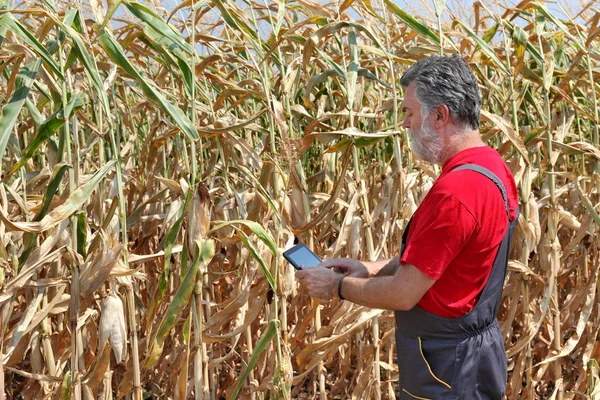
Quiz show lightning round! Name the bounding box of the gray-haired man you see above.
[296,55,519,399]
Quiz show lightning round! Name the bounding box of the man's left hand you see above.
[296,266,341,300]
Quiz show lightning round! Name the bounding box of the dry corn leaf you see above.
[0,161,115,233]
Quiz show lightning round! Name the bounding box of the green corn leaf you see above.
[25,98,44,127]
[317,48,346,78]
[8,93,84,176]
[576,179,600,228]
[60,8,78,44]
[454,19,510,75]
[180,242,190,277]
[303,21,388,72]
[193,0,209,10]
[145,239,215,368]
[505,21,543,66]
[161,191,191,291]
[482,23,499,43]
[147,188,193,326]
[0,14,62,77]
[98,29,199,142]
[19,162,70,267]
[0,60,41,161]
[36,163,70,221]
[0,14,63,78]
[358,68,391,88]
[231,320,279,399]
[531,2,582,49]
[96,0,124,32]
[383,0,440,44]
[141,26,193,94]
[238,230,275,290]
[274,0,286,36]
[58,371,72,400]
[210,219,278,259]
[47,10,111,116]
[212,0,258,42]
[124,1,193,54]
[304,69,343,107]
[182,312,191,345]
[236,164,281,225]
[0,0,11,47]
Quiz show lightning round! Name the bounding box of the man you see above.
[296,55,519,399]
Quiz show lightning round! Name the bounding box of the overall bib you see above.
[395,164,519,400]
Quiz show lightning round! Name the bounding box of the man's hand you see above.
[295,267,341,300]
[318,258,370,278]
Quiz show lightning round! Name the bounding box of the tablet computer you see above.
[283,243,322,270]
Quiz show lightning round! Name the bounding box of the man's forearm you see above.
[339,275,410,310]
[364,256,400,277]
[337,261,435,311]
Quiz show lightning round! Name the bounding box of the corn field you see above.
[0,0,599,398]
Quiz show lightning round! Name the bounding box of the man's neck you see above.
[439,129,485,165]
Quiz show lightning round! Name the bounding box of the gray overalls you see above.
[395,164,519,400]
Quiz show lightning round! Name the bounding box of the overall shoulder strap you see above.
[451,163,510,218]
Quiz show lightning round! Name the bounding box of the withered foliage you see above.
[0,1,599,399]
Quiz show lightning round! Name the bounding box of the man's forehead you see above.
[401,92,417,110]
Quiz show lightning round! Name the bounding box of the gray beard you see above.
[408,123,443,164]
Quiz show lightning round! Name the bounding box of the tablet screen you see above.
[289,246,321,268]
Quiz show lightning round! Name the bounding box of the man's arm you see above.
[318,257,400,278]
[296,261,435,311]
[340,261,435,310]
[364,257,400,277]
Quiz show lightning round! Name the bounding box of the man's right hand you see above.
[318,258,370,278]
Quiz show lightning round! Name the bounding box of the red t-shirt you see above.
[400,146,519,318]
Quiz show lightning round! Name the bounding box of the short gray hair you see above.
[400,55,481,130]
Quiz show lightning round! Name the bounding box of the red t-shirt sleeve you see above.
[400,193,479,280]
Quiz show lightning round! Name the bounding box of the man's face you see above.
[401,83,443,164]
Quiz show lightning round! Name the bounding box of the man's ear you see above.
[434,104,451,128]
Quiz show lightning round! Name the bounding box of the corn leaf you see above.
[211,0,258,42]
[55,9,111,115]
[8,93,84,176]
[303,21,387,71]
[0,0,10,47]
[531,2,583,49]
[0,160,116,233]
[145,239,214,368]
[19,162,70,267]
[98,29,199,142]
[384,0,440,44]
[0,13,63,78]
[454,19,510,75]
[505,21,543,66]
[210,219,278,258]
[348,28,358,114]
[0,60,41,161]
[124,1,193,54]
[237,229,275,290]
[231,319,279,399]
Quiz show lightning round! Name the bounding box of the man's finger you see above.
[295,269,309,279]
[319,259,340,269]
